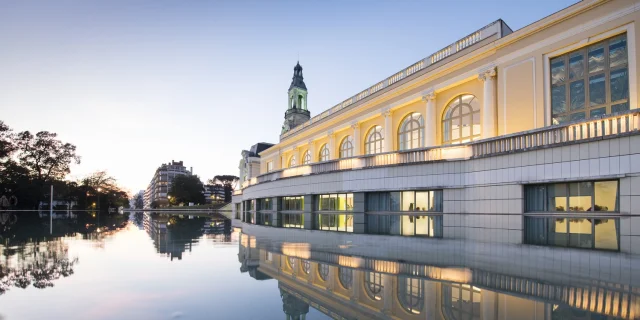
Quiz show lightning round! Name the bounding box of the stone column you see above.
[422,92,437,147]
[352,122,361,156]
[479,68,497,139]
[303,194,314,230]
[382,109,393,152]
[328,131,335,160]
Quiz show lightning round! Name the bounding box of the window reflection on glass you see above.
[318,264,329,281]
[551,34,629,124]
[338,267,352,290]
[302,260,310,274]
[594,181,618,211]
[442,95,480,144]
[569,182,593,211]
[524,216,619,251]
[569,218,593,248]
[526,181,618,213]
[398,277,424,314]
[287,257,296,270]
[365,272,383,301]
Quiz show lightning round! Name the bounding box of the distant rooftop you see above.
[279,19,513,141]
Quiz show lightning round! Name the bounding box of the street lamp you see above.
[167,195,172,208]
[97,187,102,212]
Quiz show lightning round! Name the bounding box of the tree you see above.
[207,175,239,203]
[133,192,144,209]
[0,121,15,160]
[14,131,81,182]
[168,175,205,205]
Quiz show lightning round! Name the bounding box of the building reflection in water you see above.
[238,232,640,320]
[143,212,231,260]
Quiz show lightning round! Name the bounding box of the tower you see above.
[282,62,310,134]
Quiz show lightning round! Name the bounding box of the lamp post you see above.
[97,187,102,212]
[167,195,172,208]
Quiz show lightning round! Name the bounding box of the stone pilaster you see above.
[303,194,314,230]
[422,92,437,147]
[382,109,393,152]
[479,68,497,139]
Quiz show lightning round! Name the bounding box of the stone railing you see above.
[280,20,506,141]
[243,110,640,190]
[471,109,640,158]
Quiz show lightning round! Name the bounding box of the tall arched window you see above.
[302,150,311,165]
[365,126,384,155]
[287,257,296,270]
[398,277,424,314]
[288,155,297,168]
[339,136,353,158]
[318,264,330,281]
[442,94,481,144]
[302,260,310,274]
[338,267,352,290]
[364,272,383,301]
[442,284,481,320]
[319,144,330,162]
[398,113,424,151]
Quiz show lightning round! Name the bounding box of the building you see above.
[234,0,640,254]
[144,160,192,208]
[203,184,225,204]
[238,143,274,188]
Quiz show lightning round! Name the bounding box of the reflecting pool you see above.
[1,211,639,319]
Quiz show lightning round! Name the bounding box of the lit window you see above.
[442,94,480,144]
[288,155,297,168]
[302,150,311,165]
[319,144,330,161]
[551,34,629,124]
[318,264,330,281]
[398,113,424,150]
[267,161,273,172]
[302,260,310,274]
[442,283,481,319]
[338,267,352,290]
[339,136,354,158]
[364,272,383,301]
[365,125,384,154]
[398,277,424,314]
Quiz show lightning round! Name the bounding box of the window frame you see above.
[319,144,330,162]
[365,125,384,155]
[302,150,311,165]
[339,136,354,158]
[398,113,424,151]
[442,94,481,144]
[288,155,297,168]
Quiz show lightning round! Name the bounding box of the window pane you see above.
[551,86,566,115]
[569,80,585,110]
[569,218,593,248]
[569,182,593,212]
[612,102,629,113]
[590,107,606,118]
[415,192,428,211]
[570,112,585,121]
[610,69,629,102]
[472,113,480,135]
[402,215,415,236]
[415,216,428,235]
[402,191,415,211]
[569,52,584,80]
[390,192,401,211]
[588,43,605,74]
[550,218,568,247]
[551,58,565,85]
[609,35,627,69]
[589,74,606,106]
[547,184,567,211]
[594,219,618,250]
[346,194,353,210]
[338,194,346,211]
[594,181,618,212]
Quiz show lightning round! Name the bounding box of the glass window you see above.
[398,113,424,151]
[282,196,304,211]
[316,194,353,211]
[302,260,310,274]
[267,161,273,172]
[339,136,354,158]
[282,213,304,228]
[525,181,618,212]
[365,125,384,155]
[319,144,330,162]
[366,191,443,212]
[338,267,352,290]
[302,150,311,165]
[551,34,629,124]
[318,264,330,281]
[317,214,353,232]
[524,216,619,251]
[364,272,383,301]
[287,257,296,270]
[288,155,297,168]
[442,94,480,144]
[442,284,481,320]
[398,277,424,314]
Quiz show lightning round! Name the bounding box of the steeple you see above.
[282,62,311,135]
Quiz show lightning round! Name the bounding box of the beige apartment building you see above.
[233,0,640,254]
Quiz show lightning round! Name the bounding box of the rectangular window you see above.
[525,180,618,212]
[550,34,629,125]
[366,215,443,238]
[235,203,241,219]
[267,161,274,172]
[257,198,272,211]
[316,214,353,232]
[242,200,255,224]
[316,193,353,211]
[524,216,619,251]
[366,190,443,212]
[282,196,304,211]
[282,213,304,228]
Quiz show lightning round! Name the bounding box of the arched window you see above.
[287,257,296,270]
[364,272,383,301]
[302,260,311,274]
[338,267,352,290]
[288,155,297,168]
[398,277,424,314]
[318,264,330,281]
[302,150,311,165]
[319,144,330,162]
[442,94,481,144]
[442,283,481,320]
[365,126,384,155]
[339,136,353,158]
[398,113,424,151]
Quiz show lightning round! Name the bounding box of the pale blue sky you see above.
[0,0,577,192]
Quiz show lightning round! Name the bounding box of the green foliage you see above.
[133,192,144,209]
[208,175,239,203]
[169,175,205,205]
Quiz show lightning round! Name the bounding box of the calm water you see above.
[1,211,639,319]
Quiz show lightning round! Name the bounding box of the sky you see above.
[0,0,578,193]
